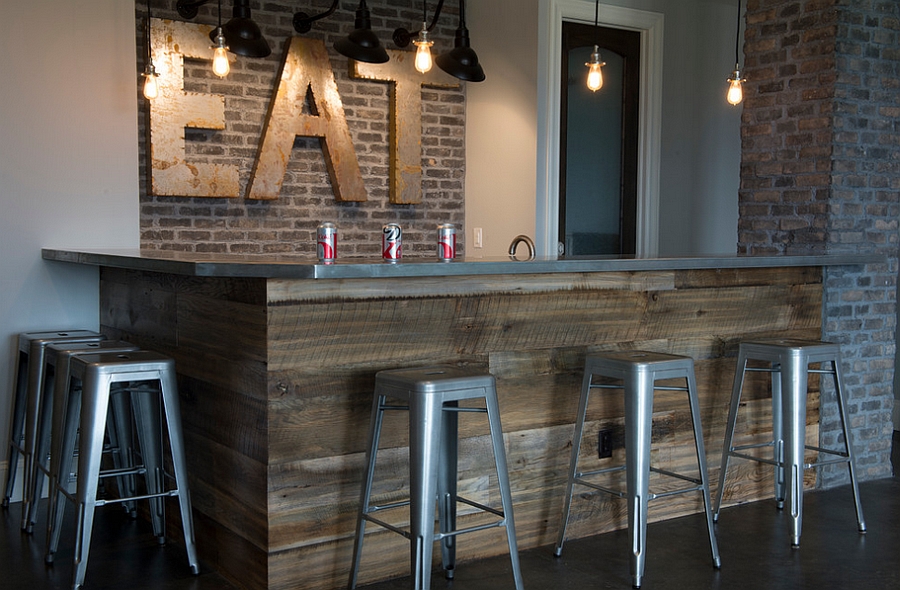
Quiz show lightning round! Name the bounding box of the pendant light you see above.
[176,0,271,58]
[726,0,745,105]
[142,0,160,100]
[434,0,484,82]
[413,2,434,74]
[211,0,230,77]
[585,0,605,92]
[334,0,390,64]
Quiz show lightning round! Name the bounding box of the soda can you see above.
[382,223,402,262]
[437,223,456,261]
[317,222,337,264]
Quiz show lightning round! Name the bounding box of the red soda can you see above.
[382,223,402,262]
[437,224,456,261]
[317,222,337,264]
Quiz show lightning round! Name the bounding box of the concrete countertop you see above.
[41,247,883,280]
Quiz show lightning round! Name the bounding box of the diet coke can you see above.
[317,222,337,264]
[437,224,456,261]
[382,223,402,262]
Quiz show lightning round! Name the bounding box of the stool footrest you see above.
[93,488,184,508]
[574,465,704,500]
[362,496,508,541]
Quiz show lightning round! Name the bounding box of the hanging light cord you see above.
[593,0,599,44]
[146,0,153,63]
[733,0,742,67]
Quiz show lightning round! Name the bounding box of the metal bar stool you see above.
[713,338,866,547]
[22,340,141,534]
[554,351,721,588]
[44,351,199,590]
[2,330,105,522]
[348,366,524,590]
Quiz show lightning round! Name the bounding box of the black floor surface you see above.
[1,443,897,589]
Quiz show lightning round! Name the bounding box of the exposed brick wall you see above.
[136,0,466,258]
[739,0,898,483]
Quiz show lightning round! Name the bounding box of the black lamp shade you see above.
[208,0,270,58]
[335,28,389,64]
[334,0,389,64]
[436,45,484,82]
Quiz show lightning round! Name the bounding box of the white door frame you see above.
[536,0,663,257]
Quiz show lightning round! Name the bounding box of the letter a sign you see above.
[247,37,366,201]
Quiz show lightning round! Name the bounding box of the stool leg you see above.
[771,363,785,510]
[46,374,82,563]
[21,344,49,530]
[554,368,593,556]
[625,370,653,589]
[25,363,57,533]
[349,394,387,590]
[107,386,137,515]
[831,357,866,533]
[437,402,458,579]
[72,371,113,590]
[714,347,748,522]
[685,370,721,569]
[409,395,443,590]
[484,388,524,590]
[781,352,806,548]
[130,384,166,542]
[3,350,29,507]
[158,368,199,573]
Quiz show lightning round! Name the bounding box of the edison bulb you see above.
[413,23,433,74]
[727,78,743,105]
[213,45,230,77]
[142,64,159,100]
[587,62,604,92]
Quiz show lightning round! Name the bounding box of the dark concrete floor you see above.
[1,439,897,589]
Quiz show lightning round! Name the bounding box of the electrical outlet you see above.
[473,227,483,248]
[598,429,612,458]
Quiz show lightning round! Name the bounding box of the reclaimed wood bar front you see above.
[41,249,876,590]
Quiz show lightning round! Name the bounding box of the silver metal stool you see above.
[349,366,524,590]
[713,338,866,547]
[22,340,141,533]
[554,351,721,588]
[44,351,199,590]
[2,330,105,522]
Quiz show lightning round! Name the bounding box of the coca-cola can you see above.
[437,223,456,261]
[382,223,402,262]
[317,222,337,264]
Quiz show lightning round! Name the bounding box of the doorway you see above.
[559,21,640,257]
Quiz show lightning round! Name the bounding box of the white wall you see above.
[465,0,541,258]
[466,0,741,257]
[0,1,140,498]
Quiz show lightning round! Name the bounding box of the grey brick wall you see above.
[137,0,466,258]
[740,0,897,483]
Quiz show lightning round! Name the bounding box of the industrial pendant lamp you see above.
[176,0,271,58]
[334,0,389,64]
[142,0,160,100]
[726,0,745,105]
[211,0,230,77]
[434,0,484,82]
[585,0,605,92]
[294,0,388,64]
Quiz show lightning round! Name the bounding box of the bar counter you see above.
[42,248,879,590]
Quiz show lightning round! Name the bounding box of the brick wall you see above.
[740,0,898,483]
[136,0,466,258]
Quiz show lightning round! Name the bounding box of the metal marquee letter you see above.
[247,37,366,201]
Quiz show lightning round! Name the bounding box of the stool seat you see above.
[713,338,866,547]
[44,350,198,590]
[3,330,105,518]
[349,366,523,590]
[555,351,720,588]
